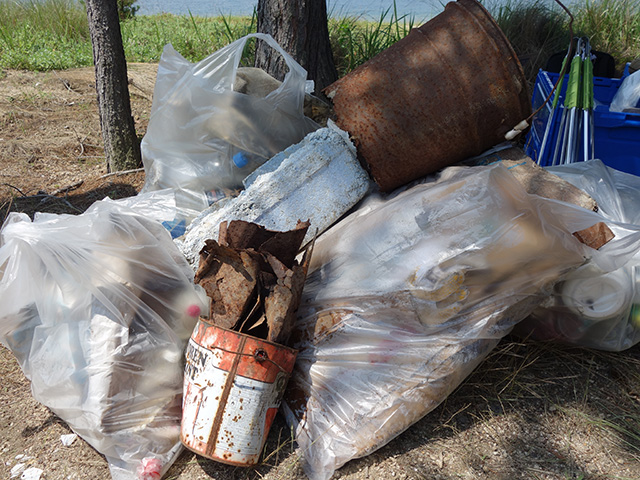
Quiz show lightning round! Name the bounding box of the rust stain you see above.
[205,334,246,458]
[194,241,260,331]
[573,222,615,250]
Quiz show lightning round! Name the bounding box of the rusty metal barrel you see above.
[181,320,297,466]
[324,0,531,192]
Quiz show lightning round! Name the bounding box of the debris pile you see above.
[194,219,311,344]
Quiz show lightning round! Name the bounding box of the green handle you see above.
[582,56,594,110]
[552,53,571,109]
[564,55,582,109]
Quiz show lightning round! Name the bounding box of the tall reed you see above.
[489,0,569,83]
[572,0,640,68]
[329,6,415,76]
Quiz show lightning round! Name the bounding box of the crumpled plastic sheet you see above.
[280,163,640,480]
[516,159,640,351]
[610,69,640,112]
[0,199,209,480]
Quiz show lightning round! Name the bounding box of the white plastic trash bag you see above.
[516,160,640,351]
[0,200,209,480]
[140,33,319,214]
[281,163,638,480]
[610,69,640,113]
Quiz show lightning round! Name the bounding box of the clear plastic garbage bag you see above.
[610,69,640,113]
[111,189,203,239]
[515,159,640,351]
[280,163,640,480]
[140,33,319,215]
[0,200,209,480]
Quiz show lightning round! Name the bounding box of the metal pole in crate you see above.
[582,37,595,162]
[537,47,572,165]
[562,40,583,164]
[551,98,568,166]
[550,39,578,166]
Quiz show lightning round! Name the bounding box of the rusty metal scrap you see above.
[194,241,260,331]
[263,251,310,344]
[218,219,309,269]
[194,220,312,345]
[573,222,615,250]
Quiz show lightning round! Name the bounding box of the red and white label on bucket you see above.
[182,337,287,465]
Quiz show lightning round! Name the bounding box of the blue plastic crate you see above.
[524,69,640,175]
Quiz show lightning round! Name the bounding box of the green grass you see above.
[329,5,415,77]
[0,0,639,82]
[119,13,257,64]
[0,0,92,70]
[572,0,640,69]
[0,0,415,74]
[489,0,569,84]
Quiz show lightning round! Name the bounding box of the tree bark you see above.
[255,0,338,96]
[85,0,141,172]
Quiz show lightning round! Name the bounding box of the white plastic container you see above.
[561,269,633,320]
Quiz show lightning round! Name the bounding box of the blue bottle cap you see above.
[233,152,249,168]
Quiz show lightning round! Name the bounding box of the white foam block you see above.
[176,124,372,270]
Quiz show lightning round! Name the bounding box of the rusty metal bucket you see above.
[324,0,531,192]
[181,319,297,466]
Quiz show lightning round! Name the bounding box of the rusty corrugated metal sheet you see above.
[194,219,311,344]
[324,0,531,192]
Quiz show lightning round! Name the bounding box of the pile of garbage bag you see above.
[280,161,640,479]
[516,160,640,351]
[0,199,208,480]
[2,7,640,480]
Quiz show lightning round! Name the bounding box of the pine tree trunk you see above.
[85,0,141,172]
[255,0,338,96]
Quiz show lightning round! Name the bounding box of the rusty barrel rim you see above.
[195,318,299,356]
[325,0,533,192]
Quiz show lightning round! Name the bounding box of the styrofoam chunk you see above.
[176,124,371,269]
[10,463,26,478]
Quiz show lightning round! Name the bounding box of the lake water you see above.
[135,0,528,22]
